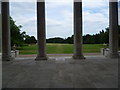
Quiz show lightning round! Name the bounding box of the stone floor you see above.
[0,60,2,90]
[2,56,118,88]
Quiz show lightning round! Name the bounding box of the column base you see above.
[73,54,85,60]
[35,55,48,61]
[2,56,14,61]
[106,53,119,59]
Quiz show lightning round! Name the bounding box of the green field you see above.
[17,43,108,55]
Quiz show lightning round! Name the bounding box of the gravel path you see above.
[18,53,102,57]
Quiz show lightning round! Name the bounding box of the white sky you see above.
[9,0,120,39]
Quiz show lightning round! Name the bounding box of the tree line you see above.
[10,17,37,46]
[10,17,120,47]
[46,26,120,47]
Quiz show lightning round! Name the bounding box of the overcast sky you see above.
[10,0,120,39]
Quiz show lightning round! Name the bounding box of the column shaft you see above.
[73,1,85,59]
[35,1,47,60]
[0,1,2,56]
[108,1,119,58]
[2,2,12,61]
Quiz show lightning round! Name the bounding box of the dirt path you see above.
[18,53,102,57]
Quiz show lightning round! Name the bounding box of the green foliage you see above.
[46,26,119,48]
[64,35,74,44]
[83,28,109,44]
[10,17,25,46]
[10,16,119,48]
[46,37,64,43]
[25,35,37,44]
[10,17,37,47]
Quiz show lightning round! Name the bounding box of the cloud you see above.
[83,0,109,9]
[46,10,73,39]
[45,0,72,9]
[9,0,36,2]
[118,1,120,25]
[82,9,109,35]
[9,0,112,39]
[83,11,108,23]
[10,2,36,17]
[45,0,109,9]
[10,2,37,38]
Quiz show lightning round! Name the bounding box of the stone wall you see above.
[101,48,120,56]
[11,50,19,58]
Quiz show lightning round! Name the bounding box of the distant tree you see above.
[99,30,105,44]
[25,35,37,44]
[94,34,100,44]
[46,37,64,43]
[30,36,37,44]
[24,35,31,44]
[104,28,109,44]
[10,17,25,46]
[83,34,92,44]
[45,26,120,46]
[10,17,38,46]
[64,36,73,44]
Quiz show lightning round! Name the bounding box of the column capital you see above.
[37,0,45,2]
[74,0,82,2]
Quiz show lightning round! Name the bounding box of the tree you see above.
[10,17,25,46]
[83,34,93,44]
[64,36,73,44]
[45,25,120,45]
[24,35,31,44]
[25,35,37,44]
[99,30,105,44]
[46,37,64,43]
[10,17,37,46]
[30,36,37,44]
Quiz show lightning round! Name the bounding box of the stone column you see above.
[0,2,2,89]
[0,1,2,59]
[73,0,85,59]
[108,0,119,58]
[2,2,12,61]
[35,1,47,60]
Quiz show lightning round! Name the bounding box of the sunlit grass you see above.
[17,43,108,55]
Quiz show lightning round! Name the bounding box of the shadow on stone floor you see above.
[2,56,118,88]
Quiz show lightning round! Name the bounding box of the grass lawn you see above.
[17,43,108,55]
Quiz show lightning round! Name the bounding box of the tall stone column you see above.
[35,1,47,60]
[0,1,2,58]
[108,0,119,58]
[73,0,85,59]
[2,2,12,61]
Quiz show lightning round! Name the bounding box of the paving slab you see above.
[2,56,118,88]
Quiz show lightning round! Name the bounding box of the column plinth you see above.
[73,55,85,60]
[35,55,47,61]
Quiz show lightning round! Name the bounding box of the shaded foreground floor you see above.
[2,56,118,88]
